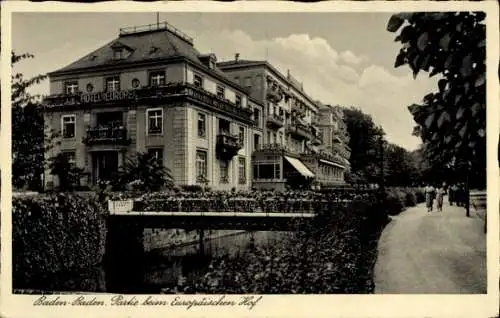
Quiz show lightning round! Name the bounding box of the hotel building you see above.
[218,57,351,190]
[42,22,263,191]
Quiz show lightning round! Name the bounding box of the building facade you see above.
[43,22,262,191]
[218,57,351,190]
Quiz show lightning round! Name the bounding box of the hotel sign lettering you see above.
[80,90,136,104]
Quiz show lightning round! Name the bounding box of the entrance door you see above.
[92,151,119,184]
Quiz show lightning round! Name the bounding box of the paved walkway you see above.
[374,199,487,294]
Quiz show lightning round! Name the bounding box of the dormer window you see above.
[111,41,132,60]
[149,71,166,87]
[113,49,124,60]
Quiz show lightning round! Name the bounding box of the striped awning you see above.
[284,156,315,178]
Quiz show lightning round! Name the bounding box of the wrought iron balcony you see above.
[254,143,291,154]
[43,82,254,125]
[266,113,285,129]
[287,123,311,140]
[83,126,131,146]
[216,133,242,160]
[266,87,283,103]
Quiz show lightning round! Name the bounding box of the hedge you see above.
[385,187,425,216]
[13,193,108,291]
[161,193,389,294]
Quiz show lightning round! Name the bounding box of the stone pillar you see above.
[104,218,144,293]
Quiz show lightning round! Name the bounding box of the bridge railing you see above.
[108,197,356,215]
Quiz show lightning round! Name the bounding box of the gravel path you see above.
[374,199,487,294]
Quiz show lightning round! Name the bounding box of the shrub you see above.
[181,185,204,193]
[111,152,174,192]
[385,188,406,215]
[402,189,417,207]
[414,188,425,203]
[13,193,108,291]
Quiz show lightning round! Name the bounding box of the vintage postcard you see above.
[1,1,499,318]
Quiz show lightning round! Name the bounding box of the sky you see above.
[12,12,440,151]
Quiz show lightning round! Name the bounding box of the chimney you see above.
[287,69,291,79]
[235,53,240,62]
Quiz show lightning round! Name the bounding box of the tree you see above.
[48,153,85,191]
[384,143,419,187]
[387,12,486,192]
[12,52,57,190]
[112,152,174,192]
[341,107,385,184]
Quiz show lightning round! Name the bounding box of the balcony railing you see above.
[43,82,254,125]
[254,143,291,154]
[216,133,242,160]
[287,123,311,140]
[266,113,285,129]
[83,126,131,146]
[267,88,283,103]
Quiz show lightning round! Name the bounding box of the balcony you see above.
[287,123,311,140]
[266,87,283,103]
[266,113,285,129]
[43,82,254,126]
[216,133,242,160]
[83,126,131,146]
[254,143,291,154]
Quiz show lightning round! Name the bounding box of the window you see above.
[267,131,271,143]
[238,157,246,184]
[235,95,242,107]
[113,49,124,60]
[62,151,76,166]
[254,134,260,149]
[105,76,120,92]
[238,126,245,144]
[244,77,252,87]
[278,132,283,145]
[253,108,261,127]
[196,150,208,182]
[194,74,203,88]
[216,85,225,99]
[148,148,163,164]
[234,76,240,84]
[65,81,79,95]
[198,113,206,138]
[220,160,229,184]
[147,108,163,135]
[61,115,76,138]
[149,71,166,87]
[253,159,281,179]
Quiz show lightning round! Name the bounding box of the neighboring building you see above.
[218,56,350,190]
[42,22,262,191]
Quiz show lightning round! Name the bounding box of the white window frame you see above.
[65,81,79,95]
[235,94,242,107]
[216,85,225,99]
[148,147,164,162]
[146,108,163,135]
[149,70,166,87]
[61,114,76,139]
[193,74,204,88]
[196,150,208,182]
[238,126,245,144]
[197,112,206,138]
[105,76,121,92]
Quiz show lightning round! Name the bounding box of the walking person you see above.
[436,185,446,212]
[424,184,436,213]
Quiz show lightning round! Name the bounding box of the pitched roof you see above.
[52,28,203,74]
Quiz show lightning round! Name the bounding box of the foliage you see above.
[384,143,420,186]
[12,193,108,291]
[12,51,58,190]
[162,194,387,294]
[385,188,407,215]
[388,12,486,188]
[341,107,385,184]
[111,152,174,192]
[48,153,85,191]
